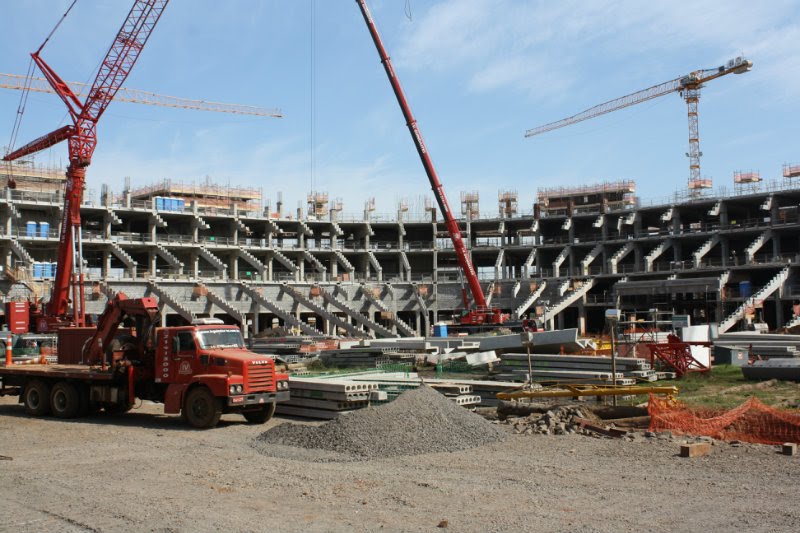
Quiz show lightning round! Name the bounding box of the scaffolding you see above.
[537,180,637,215]
[783,163,800,179]
[460,191,480,220]
[1,160,66,193]
[734,170,762,194]
[307,191,329,219]
[498,189,518,218]
[129,177,261,211]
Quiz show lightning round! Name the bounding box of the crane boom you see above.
[525,59,751,138]
[3,0,170,331]
[355,0,496,321]
[0,73,282,118]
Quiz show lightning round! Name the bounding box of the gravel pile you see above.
[253,385,505,460]
[501,405,593,436]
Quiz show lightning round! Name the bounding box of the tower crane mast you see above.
[525,57,752,188]
[355,0,504,326]
[3,0,170,332]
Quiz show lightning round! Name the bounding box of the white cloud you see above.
[395,0,800,102]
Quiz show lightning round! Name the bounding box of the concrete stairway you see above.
[581,244,603,275]
[147,280,195,323]
[281,283,363,337]
[198,246,227,276]
[718,270,731,291]
[360,284,415,337]
[110,242,137,275]
[545,279,595,323]
[270,249,298,276]
[152,211,168,228]
[9,239,34,264]
[237,248,266,276]
[399,251,411,281]
[761,195,773,211]
[512,279,521,298]
[660,207,673,222]
[106,207,122,225]
[239,281,324,336]
[561,218,572,231]
[718,265,790,333]
[367,251,383,281]
[155,243,184,271]
[198,283,245,325]
[513,281,547,319]
[494,249,505,279]
[334,250,355,277]
[745,230,772,263]
[523,248,537,277]
[645,239,672,272]
[608,242,634,274]
[593,214,604,228]
[553,247,570,277]
[318,286,396,338]
[692,234,720,267]
[708,200,722,217]
[303,250,327,280]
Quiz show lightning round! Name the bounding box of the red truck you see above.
[0,294,289,428]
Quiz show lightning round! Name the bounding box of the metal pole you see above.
[610,321,618,407]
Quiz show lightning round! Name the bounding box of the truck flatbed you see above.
[0,364,115,382]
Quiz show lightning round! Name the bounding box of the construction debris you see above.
[254,385,506,459]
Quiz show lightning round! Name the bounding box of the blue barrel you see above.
[26,221,37,237]
[33,262,44,278]
[39,221,50,238]
[432,323,448,338]
[739,281,752,298]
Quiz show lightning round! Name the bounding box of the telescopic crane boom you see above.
[355,0,503,326]
[3,0,169,332]
[525,57,752,188]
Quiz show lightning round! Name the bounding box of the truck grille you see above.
[246,363,274,392]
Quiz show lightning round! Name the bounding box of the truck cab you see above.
[152,320,290,428]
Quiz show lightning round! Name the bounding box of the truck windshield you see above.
[196,329,244,349]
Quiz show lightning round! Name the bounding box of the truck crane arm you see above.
[355,0,501,325]
[82,293,159,365]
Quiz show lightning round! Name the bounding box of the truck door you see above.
[172,331,198,383]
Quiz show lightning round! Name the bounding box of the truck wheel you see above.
[183,387,222,429]
[50,382,81,419]
[23,380,51,416]
[242,403,276,424]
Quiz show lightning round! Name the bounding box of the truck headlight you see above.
[278,381,289,390]
[236,384,244,394]
[229,385,237,395]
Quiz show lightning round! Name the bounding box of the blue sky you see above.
[1,0,798,217]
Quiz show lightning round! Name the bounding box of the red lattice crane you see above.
[3,0,170,332]
[355,0,504,327]
[525,57,752,190]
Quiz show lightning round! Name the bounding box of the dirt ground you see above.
[1,396,798,533]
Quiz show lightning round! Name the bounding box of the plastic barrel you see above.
[39,221,50,238]
[26,221,37,237]
[739,281,752,298]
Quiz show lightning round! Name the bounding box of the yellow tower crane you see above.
[525,57,752,191]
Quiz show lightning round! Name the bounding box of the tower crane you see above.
[355,0,504,327]
[0,72,282,118]
[3,0,170,332]
[525,57,752,189]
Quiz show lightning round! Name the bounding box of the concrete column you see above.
[720,237,730,268]
[577,301,586,336]
[149,251,156,277]
[774,292,783,330]
[230,255,238,280]
[103,250,111,278]
[672,208,681,235]
[772,233,781,259]
[267,256,273,282]
[191,252,199,278]
[719,202,729,227]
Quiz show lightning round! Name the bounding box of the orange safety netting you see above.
[648,394,800,445]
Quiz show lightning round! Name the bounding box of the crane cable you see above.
[5,0,79,164]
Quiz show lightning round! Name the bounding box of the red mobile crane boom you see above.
[3,0,169,332]
[355,0,503,326]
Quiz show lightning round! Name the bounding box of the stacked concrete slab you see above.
[496,353,661,385]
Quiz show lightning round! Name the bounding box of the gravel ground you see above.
[1,395,799,533]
